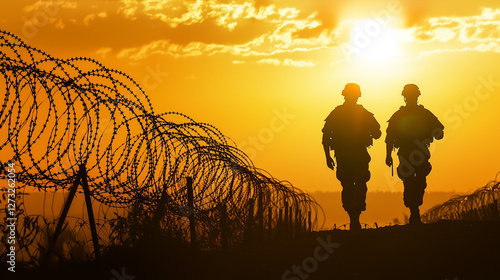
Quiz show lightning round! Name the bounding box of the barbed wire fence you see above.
[422,174,500,223]
[0,29,323,269]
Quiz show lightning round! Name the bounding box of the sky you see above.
[2,0,500,196]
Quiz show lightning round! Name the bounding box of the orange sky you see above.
[2,0,500,194]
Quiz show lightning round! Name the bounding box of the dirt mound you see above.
[8,220,500,280]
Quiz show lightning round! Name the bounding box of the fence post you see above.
[303,213,306,233]
[308,211,312,232]
[80,165,100,259]
[186,177,196,249]
[43,164,101,267]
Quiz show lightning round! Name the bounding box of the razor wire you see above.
[422,175,500,223]
[0,29,322,265]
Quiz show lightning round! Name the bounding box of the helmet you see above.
[402,84,420,97]
[342,83,361,98]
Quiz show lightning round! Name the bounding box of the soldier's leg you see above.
[339,177,364,230]
[336,161,355,212]
[397,154,416,207]
[340,181,355,212]
[352,167,370,212]
[341,180,362,230]
[402,175,424,224]
[352,182,368,211]
[350,151,371,230]
[407,160,431,224]
[348,181,366,231]
[413,160,432,206]
[350,149,370,211]
[402,176,419,208]
[336,158,362,230]
[397,152,421,224]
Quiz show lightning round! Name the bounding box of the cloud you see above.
[256,58,281,65]
[104,0,337,60]
[400,0,500,27]
[10,0,338,61]
[20,1,78,31]
[23,1,78,13]
[118,0,277,29]
[96,47,113,58]
[283,58,315,67]
[256,58,315,67]
[15,0,442,64]
[83,12,107,26]
[412,8,500,57]
[416,42,500,60]
[116,34,267,59]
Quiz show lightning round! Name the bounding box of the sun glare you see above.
[347,19,405,64]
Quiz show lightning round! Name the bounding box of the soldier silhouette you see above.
[385,84,444,225]
[322,83,381,230]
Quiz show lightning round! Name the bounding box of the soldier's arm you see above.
[371,122,382,140]
[427,109,444,140]
[322,134,335,170]
[433,116,444,140]
[367,111,381,139]
[322,126,335,170]
[385,142,393,167]
[434,129,444,140]
[385,122,394,167]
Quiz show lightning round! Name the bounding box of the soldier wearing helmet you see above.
[385,84,444,225]
[322,83,381,230]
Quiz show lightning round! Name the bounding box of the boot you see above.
[409,207,422,225]
[348,211,362,231]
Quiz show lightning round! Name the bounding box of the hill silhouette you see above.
[6,220,499,280]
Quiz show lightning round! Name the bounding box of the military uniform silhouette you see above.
[385,84,444,224]
[322,83,381,230]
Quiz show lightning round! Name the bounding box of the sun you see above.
[346,19,406,64]
[332,17,411,90]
